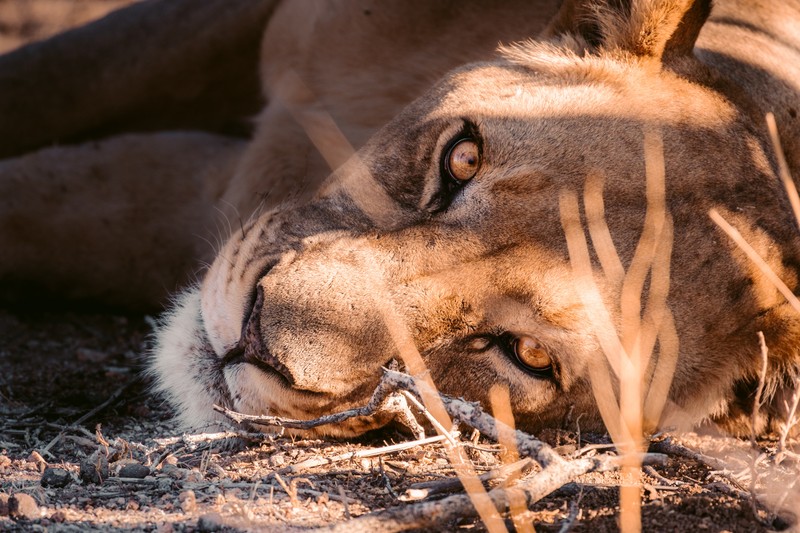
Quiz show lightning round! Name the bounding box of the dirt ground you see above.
[1,308,796,532]
[1,2,799,532]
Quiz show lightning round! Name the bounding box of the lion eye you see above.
[512,336,552,373]
[445,138,480,182]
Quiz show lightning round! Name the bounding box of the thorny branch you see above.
[216,369,570,469]
[213,373,423,439]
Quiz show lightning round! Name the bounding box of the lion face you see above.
[152,1,800,436]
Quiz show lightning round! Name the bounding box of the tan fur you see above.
[2,0,800,437]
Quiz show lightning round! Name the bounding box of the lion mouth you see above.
[221,287,295,388]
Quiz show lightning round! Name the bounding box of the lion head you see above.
[151,0,800,438]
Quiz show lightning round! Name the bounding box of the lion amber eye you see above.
[513,336,552,372]
[446,139,480,182]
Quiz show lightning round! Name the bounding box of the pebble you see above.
[80,455,109,485]
[197,512,225,532]
[209,464,227,479]
[179,490,197,513]
[9,493,39,520]
[28,451,47,473]
[118,463,150,479]
[0,493,8,516]
[161,464,188,480]
[269,454,287,468]
[41,467,72,488]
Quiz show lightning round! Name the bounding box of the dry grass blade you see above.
[273,70,355,172]
[749,333,770,521]
[708,209,800,315]
[559,190,628,444]
[362,267,507,532]
[559,127,678,533]
[490,384,520,465]
[766,112,800,229]
[584,170,625,285]
[490,383,533,532]
[779,378,800,454]
[751,333,770,448]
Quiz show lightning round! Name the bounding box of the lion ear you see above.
[543,0,713,61]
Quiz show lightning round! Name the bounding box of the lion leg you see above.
[0,0,277,159]
[0,132,244,309]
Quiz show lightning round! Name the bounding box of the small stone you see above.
[9,493,39,520]
[162,464,188,480]
[197,512,225,532]
[157,523,174,533]
[179,490,197,513]
[269,454,287,468]
[186,469,203,482]
[208,464,227,479]
[0,455,11,468]
[28,451,47,472]
[50,510,67,523]
[80,454,109,485]
[0,493,9,516]
[118,463,150,479]
[41,467,72,488]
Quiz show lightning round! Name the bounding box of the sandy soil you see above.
[1,2,799,532]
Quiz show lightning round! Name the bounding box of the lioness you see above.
[2,0,800,438]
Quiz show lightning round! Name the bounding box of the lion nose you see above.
[254,241,398,396]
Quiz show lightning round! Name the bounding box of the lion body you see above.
[2,0,800,436]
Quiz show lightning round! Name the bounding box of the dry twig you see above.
[152,430,272,448]
[313,457,600,533]
[402,458,534,500]
[282,434,448,474]
[557,489,583,533]
[41,381,133,455]
[217,369,566,469]
[214,379,422,438]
